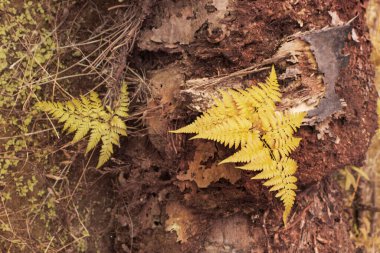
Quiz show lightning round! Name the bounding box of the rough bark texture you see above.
[112,0,378,252]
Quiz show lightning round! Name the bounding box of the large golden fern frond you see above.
[36,84,129,168]
[171,66,305,224]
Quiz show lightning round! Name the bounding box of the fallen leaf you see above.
[177,142,241,188]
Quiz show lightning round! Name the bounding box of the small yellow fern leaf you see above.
[111,126,127,136]
[81,95,91,107]
[171,90,247,134]
[66,119,81,134]
[36,85,130,168]
[282,176,298,184]
[58,112,70,123]
[269,183,287,192]
[260,65,281,102]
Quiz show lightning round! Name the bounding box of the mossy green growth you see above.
[0,1,63,251]
[0,0,55,109]
[0,0,56,178]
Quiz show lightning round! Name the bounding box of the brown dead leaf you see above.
[177,142,241,188]
[138,0,231,51]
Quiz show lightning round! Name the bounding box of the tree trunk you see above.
[114,0,378,252]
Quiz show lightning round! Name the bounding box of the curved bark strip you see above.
[300,23,352,121]
[181,24,353,125]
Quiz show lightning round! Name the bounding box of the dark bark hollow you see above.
[115,0,378,252]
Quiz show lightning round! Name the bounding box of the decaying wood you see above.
[114,0,378,252]
[180,24,352,125]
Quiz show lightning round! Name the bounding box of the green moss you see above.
[0,1,62,250]
[0,0,56,110]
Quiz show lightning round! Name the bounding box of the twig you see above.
[355,204,380,213]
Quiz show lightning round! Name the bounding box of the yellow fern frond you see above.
[86,128,102,154]
[252,166,280,180]
[280,158,298,176]
[263,175,283,187]
[279,189,296,224]
[260,65,281,102]
[110,116,127,134]
[269,136,302,161]
[218,90,240,116]
[114,84,130,118]
[264,157,299,224]
[66,119,81,134]
[237,159,277,171]
[89,91,102,107]
[72,120,91,143]
[170,66,306,225]
[36,85,129,168]
[191,117,253,148]
[62,115,75,132]
[270,111,304,130]
[246,85,275,110]
[171,94,236,134]
[263,112,305,151]
[97,135,114,168]
[219,134,265,163]
[110,131,120,147]
[270,183,286,192]
[242,65,281,113]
